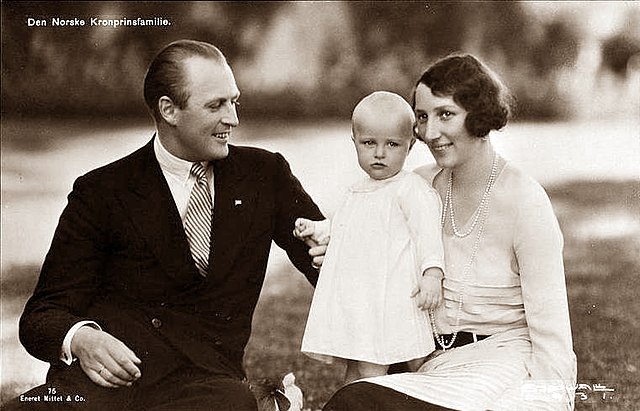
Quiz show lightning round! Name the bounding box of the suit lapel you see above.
[208,146,258,283]
[119,141,259,286]
[123,139,202,285]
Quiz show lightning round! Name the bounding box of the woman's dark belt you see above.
[435,331,490,349]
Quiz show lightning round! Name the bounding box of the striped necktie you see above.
[185,162,212,277]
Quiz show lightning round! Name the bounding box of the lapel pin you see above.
[234,199,242,206]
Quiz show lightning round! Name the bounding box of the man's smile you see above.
[212,132,230,141]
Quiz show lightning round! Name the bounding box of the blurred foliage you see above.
[602,33,640,76]
[1,1,639,120]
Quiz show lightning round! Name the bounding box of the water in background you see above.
[2,118,639,271]
[1,118,639,394]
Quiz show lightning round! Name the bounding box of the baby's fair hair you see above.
[351,91,416,141]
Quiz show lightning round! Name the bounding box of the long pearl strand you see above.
[445,154,499,238]
[429,154,499,350]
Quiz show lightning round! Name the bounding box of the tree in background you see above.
[1,1,638,120]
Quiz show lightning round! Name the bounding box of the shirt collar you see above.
[153,135,198,183]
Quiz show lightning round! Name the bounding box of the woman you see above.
[323,54,577,410]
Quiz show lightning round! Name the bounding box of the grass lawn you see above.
[2,178,639,410]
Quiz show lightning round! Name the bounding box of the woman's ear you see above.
[413,123,425,143]
[158,96,179,126]
[409,137,417,151]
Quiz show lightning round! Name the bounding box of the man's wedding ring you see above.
[311,262,321,270]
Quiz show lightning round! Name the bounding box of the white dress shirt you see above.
[60,136,215,364]
[152,136,215,219]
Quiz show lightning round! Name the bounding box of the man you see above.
[8,40,325,410]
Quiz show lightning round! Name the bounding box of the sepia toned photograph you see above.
[1,1,639,410]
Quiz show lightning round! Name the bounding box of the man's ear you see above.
[158,96,179,126]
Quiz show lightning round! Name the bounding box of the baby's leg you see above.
[344,360,388,384]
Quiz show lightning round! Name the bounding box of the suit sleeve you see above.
[19,174,109,363]
[271,153,324,286]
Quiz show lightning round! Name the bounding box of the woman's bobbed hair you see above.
[413,54,514,138]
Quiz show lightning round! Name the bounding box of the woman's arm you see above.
[514,179,577,397]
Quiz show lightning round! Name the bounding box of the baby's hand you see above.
[411,267,444,311]
[293,218,318,249]
[294,218,316,239]
[293,218,330,248]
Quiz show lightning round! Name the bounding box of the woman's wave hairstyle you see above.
[413,53,515,138]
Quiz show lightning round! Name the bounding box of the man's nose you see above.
[222,102,239,127]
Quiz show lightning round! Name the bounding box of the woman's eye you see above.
[440,111,453,119]
[416,113,428,122]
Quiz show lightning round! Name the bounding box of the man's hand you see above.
[71,326,142,388]
[308,240,328,269]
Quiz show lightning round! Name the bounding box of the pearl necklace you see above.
[430,155,499,350]
[444,154,499,238]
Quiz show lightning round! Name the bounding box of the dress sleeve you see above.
[514,181,577,400]
[398,175,445,274]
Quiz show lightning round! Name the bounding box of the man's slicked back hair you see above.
[144,40,227,122]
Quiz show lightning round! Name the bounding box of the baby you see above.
[295,91,445,383]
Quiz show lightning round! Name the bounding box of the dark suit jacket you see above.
[19,139,324,386]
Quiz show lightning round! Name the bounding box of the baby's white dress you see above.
[301,170,444,365]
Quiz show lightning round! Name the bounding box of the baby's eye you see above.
[388,141,399,147]
[362,140,375,146]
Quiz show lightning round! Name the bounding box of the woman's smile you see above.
[429,141,454,152]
